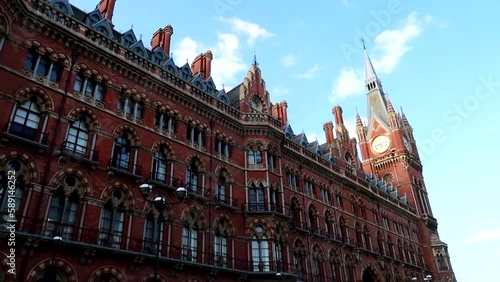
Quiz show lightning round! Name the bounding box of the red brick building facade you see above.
[0,0,456,281]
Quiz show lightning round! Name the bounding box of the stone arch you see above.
[153,101,181,118]
[329,247,341,263]
[244,139,265,150]
[290,195,302,209]
[0,151,39,183]
[73,64,113,86]
[247,178,267,187]
[0,13,9,36]
[311,242,324,257]
[247,219,274,236]
[266,142,281,155]
[100,181,137,209]
[26,258,77,282]
[15,86,54,111]
[184,278,200,282]
[138,273,168,282]
[214,164,234,183]
[292,237,307,255]
[324,209,334,221]
[88,266,126,282]
[151,140,175,159]
[213,214,236,236]
[361,264,381,282]
[307,202,318,214]
[112,124,141,146]
[143,198,174,221]
[48,168,93,197]
[185,153,206,172]
[66,107,101,130]
[181,205,206,229]
[274,221,289,241]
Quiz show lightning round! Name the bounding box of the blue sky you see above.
[70,0,500,281]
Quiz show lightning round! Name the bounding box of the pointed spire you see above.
[362,38,382,91]
[385,94,395,113]
[400,107,410,126]
[253,50,258,66]
[356,107,363,126]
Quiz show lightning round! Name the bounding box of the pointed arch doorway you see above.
[362,266,379,282]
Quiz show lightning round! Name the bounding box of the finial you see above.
[360,37,366,50]
[222,83,225,90]
[140,34,142,40]
[131,24,134,30]
[253,50,258,66]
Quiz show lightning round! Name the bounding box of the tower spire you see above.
[253,50,258,66]
[362,39,382,92]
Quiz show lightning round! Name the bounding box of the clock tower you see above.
[356,45,456,281]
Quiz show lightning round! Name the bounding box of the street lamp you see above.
[412,278,418,281]
[424,275,432,282]
[139,184,188,282]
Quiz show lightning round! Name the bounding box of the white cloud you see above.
[371,12,423,74]
[296,64,320,79]
[306,133,325,145]
[270,86,290,98]
[173,37,200,65]
[172,33,246,89]
[329,68,364,103]
[342,0,350,7]
[424,15,433,23]
[218,17,274,45]
[281,53,296,68]
[330,13,427,102]
[464,227,500,243]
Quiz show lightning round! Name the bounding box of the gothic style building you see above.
[0,0,456,281]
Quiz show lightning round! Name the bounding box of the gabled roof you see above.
[92,18,113,37]
[50,0,74,16]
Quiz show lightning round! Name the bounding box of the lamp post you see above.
[139,184,188,282]
[424,275,432,282]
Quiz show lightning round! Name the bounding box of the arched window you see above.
[23,49,64,82]
[214,219,229,267]
[217,174,226,203]
[248,149,262,165]
[154,109,176,135]
[44,174,80,239]
[308,206,316,232]
[111,135,132,172]
[9,97,44,142]
[293,240,305,279]
[248,182,265,211]
[311,245,323,281]
[330,258,340,282]
[98,189,126,248]
[152,148,168,182]
[290,200,301,228]
[181,210,199,262]
[252,225,269,271]
[35,267,66,282]
[274,226,284,272]
[0,160,25,221]
[186,124,206,148]
[117,91,144,122]
[95,273,119,282]
[186,160,199,193]
[143,210,164,255]
[73,72,105,102]
[64,117,89,156]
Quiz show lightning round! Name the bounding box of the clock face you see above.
[371,135,391,154]
[251,97,262,110]
[403,136,411,151]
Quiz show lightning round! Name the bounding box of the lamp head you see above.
[139,183,153,198]
[175,187,188,201]
[153,196,166,212]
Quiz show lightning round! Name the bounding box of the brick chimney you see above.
[323,121,334,144]
[98,0,117,25]
[333,105,344,125]
[272,101,288,124]
[150,25,174,56]
[191,51,213,80]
